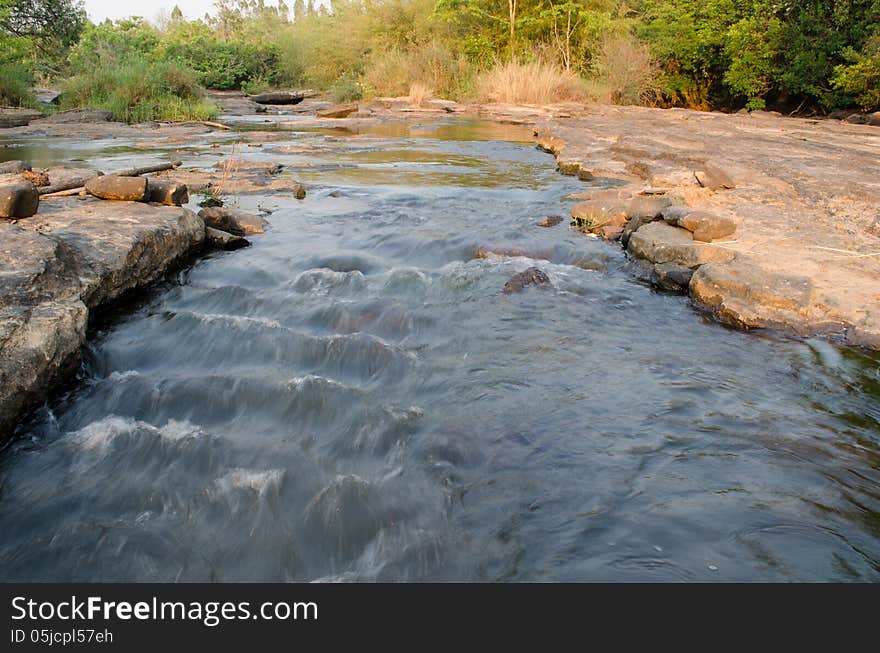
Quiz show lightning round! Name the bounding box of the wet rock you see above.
[316,102,359,119]
[694,164,736,190]
[0,199,204,440]
[251,91,305,105]
[0,161,31,174]
[0,181,39,218]
[627,221,736,268]
[557,161,581,176]
[625,195,673,219]
[598,225,624,241]
[36,109,113,124]
[537,215,563,227]
[620,214,658,248]
[868,112,880,127]
[653,262,694,292]
[146,180,189,206]
[503,267,551,293]
[84,175,148,201]
[205,226,250,250]
[199,206,267,236]
[690,260,814,332]
[673,211,737,242]
[577,168,595,181]
[0,108,43,128]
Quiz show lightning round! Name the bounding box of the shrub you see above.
[361,43,476,100]
[161,37,280,90]
[591,34,661,106]
[329,73,364,103]
[61,58,218,122]
[473,59,586,104]
[0,62,35,107]
[832,37,880,111]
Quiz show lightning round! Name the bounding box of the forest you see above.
[1,0,878,121]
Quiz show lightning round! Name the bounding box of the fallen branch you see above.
[175,120,231,130]
[40,187,85,198]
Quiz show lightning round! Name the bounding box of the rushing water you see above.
[1,119,879,582]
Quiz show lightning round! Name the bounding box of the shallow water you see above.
[1,118,879,581]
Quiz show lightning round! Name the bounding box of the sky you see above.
[83,0,220,23]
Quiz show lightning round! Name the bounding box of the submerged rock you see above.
[503,267,551,293]
[537,215,563,227]
[0,181,39,218]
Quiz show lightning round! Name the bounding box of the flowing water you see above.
[1,119,879,581]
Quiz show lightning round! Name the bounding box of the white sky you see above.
[83,0,221,23]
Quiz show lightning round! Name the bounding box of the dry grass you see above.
[408,82,434,107]
[473,60,586,105]
[590,34,661,106]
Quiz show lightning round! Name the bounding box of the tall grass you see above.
[361,42,475,100]
[473,60,586,104]
[61,58,218,122]
[590,34,661,106]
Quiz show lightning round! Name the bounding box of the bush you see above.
[0,62,35,107]
[329,73,363,103]
[591,34,662,106]
[161,37,279,90]
[473,59,585,104]
[61,58,218,122]
[832,37,880,111]
[69,19,160,72]
[361,42,476,100]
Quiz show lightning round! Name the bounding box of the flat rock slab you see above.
[156,169,306,198]
[206,226,249,250]
[317,103,359,119]
[34,109,113,124]
[0,161,31,174]
[214,158,284,174]
[690,260,815,332]
[0,198,204,440]
[627,221,736,268]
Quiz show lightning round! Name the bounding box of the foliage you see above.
[0,61,34,105]
[61,57,218,122]
[832,35,880,110]
[329,72,364,103]
[473,58,586,104]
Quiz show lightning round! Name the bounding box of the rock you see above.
[537,215,563,227]
[673,211,737,242]
[598,225,624,240]
[316,103,359,119]
[653,262,694,292]
[0,199,204,441]
[627,221,736,268]
[146,179,189,206]
[251,91,305,105]
[844,113,871,125]
[0,161,31,174]
[577,168,595,181]
[621,214,659,248]
[694,164,736,190]
[0,182,39,218]
[867,112,880,127]
[45,167,103,188]
[85,175,148,201]
[36,109,113,124]
[474,246,529,259]
[625,195,673,219]
[214,158,283,174]
[294,184,307,200]
[0,108,43,128]
[557,161,581,176]
[205,226,250,250]
[503,267,551,293]
[690,260,814,332]
[198,207,267,236]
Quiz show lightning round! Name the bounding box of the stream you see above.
[1,118,879,581]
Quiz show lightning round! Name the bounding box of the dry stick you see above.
[175,120,231,130]
[38,161,183,196]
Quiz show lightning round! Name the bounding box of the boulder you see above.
[537,215,563,227]
[198,206,268,235]
[503,267,551,293]
[316,103,359,119]
[85,175,148,201]
[0,181,39,218]
[251,91,305,105]
[625,195,673,219]
[620,214,658,248]
[694,164,736,190]
[690,260,814,331]
[205,226,250,250]
[671,211,737,242]
[36,109,113,124]
[0,108,43,128]
[570,200,628,230]
[844,113,871,125]
[867,112,880,127]
[653,262,693,292]
[147,179,189,206]
[0,161,31,174]
[627,221,736,268]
